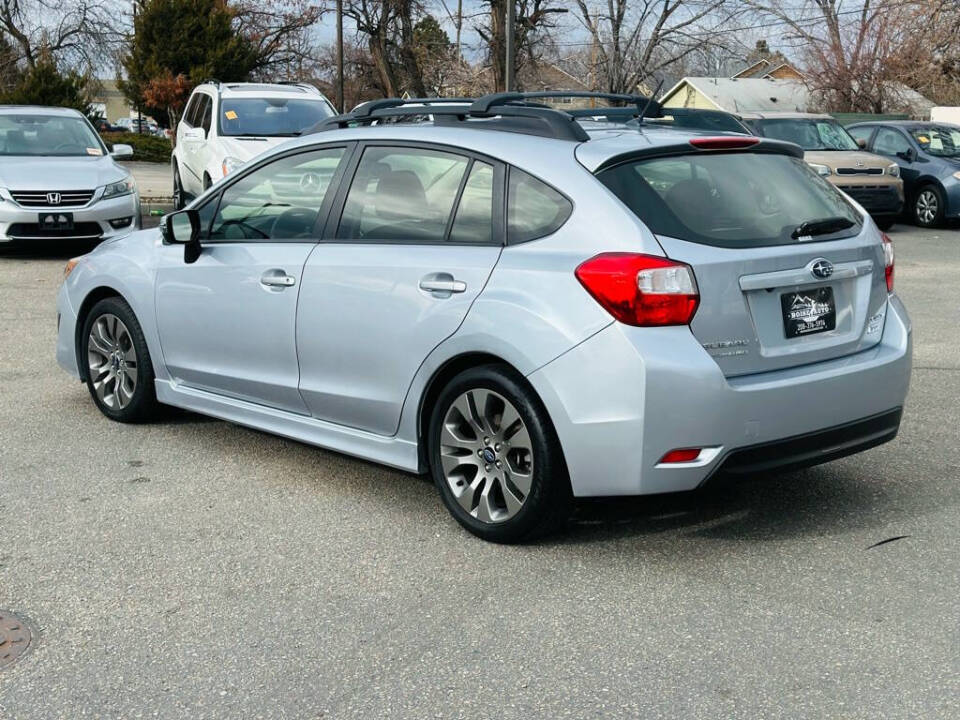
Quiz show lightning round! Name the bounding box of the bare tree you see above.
[234,0,325,78]
[572,0,743,95]
[745,0,952,112]
[476,0,568,91]
[0,0,120,69]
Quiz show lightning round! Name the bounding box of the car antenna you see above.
[638,79,664,128]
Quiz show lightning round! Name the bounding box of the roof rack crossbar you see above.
[314,95,590,141]
[470,91,662,117]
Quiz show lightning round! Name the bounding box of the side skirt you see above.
[154,379,420,473]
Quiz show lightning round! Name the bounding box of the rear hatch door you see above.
[596,143,889,376]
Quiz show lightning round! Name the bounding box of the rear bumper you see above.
[528,294,912,497]
[706,408,901,481]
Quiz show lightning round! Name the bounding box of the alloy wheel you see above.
[439,389,534,524]
[87,314,138,410]
[916,190,938,225]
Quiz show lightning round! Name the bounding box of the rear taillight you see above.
[575,253,699,326]
[882,232,894,292]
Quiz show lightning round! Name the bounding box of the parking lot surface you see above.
[0,226,958,718]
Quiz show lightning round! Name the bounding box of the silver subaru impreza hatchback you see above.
[56,94,912,542]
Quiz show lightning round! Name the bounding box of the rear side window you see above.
[508,169,572,243]
[598,153,862,248]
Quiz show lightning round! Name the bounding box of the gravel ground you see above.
[0,224,957,719]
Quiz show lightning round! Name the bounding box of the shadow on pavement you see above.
[556,465,920,546]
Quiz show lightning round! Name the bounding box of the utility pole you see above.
[505,0,515,92]
[336,0,345,113]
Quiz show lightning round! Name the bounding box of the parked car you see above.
[847,121,960,227]
[741,112,904,230]
[172,81,336,209]
[57,94,911,543]
[0,106,139,246]
[92,117,124,133]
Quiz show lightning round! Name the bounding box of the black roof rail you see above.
[470,91,662,117]
[313,95,589,142]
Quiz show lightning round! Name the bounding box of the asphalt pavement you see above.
[0,225,957,718]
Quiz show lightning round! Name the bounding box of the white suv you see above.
[172,82,335,208]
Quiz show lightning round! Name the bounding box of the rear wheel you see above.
[81,297,159,423]
[914,185,944,227]
[874,216,896,231]
[427,365,571,543]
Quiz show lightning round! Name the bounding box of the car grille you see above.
[842,185,902,212]
[10,190,95,207]
[5,222,103,240]
[835,167,884,176]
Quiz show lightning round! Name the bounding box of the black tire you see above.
[913,184,945,228]
[81,297,160,423]
[172,165,185,210]
[427,364,572,543]
[874,216,896,231]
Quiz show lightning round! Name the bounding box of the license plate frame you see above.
[38,212,74,231]
[781,287,836,339]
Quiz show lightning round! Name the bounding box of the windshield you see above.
[753,119,859,151]
[909,126,960,157]
[598,152,862,248]
[218,98,334,137]
[0,114,106,157]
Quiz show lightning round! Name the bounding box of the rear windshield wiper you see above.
[791,216,855,239]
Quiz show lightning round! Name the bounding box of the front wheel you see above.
[427,365,571,543]
[81,297,159,423]
[914,185,945,227]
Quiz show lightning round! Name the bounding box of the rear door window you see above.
[338,146,470,242]
[598,153,862,248]
[507,169,572,243]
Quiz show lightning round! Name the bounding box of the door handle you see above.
[260,270,296,288]
[419,277,467,294]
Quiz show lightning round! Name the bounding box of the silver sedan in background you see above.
[0,106,139,246]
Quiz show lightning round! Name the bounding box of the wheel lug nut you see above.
[484,464,490,471]
[477,449,483,456]
[496,461,502,469]
[495,443,501,451]
[483,437,490,445]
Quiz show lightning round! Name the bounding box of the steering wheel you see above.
[216,219,270,239]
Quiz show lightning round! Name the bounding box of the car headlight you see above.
[102,176,136,199]
[222,156,243,176]
[887,164,900,177]
[807,162,832,176]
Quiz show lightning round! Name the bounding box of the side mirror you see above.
[183,127,205,141]
[897,148,916,162]
[162,208,202,263]
[856,138,867,149]
[110,143,134,159]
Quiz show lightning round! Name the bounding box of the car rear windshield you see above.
[219,98,334,137]
[752,118,859,151]
[598,152,863,248]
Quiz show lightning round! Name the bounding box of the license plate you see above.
[38,212,74,231]
[781,287,836,338]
